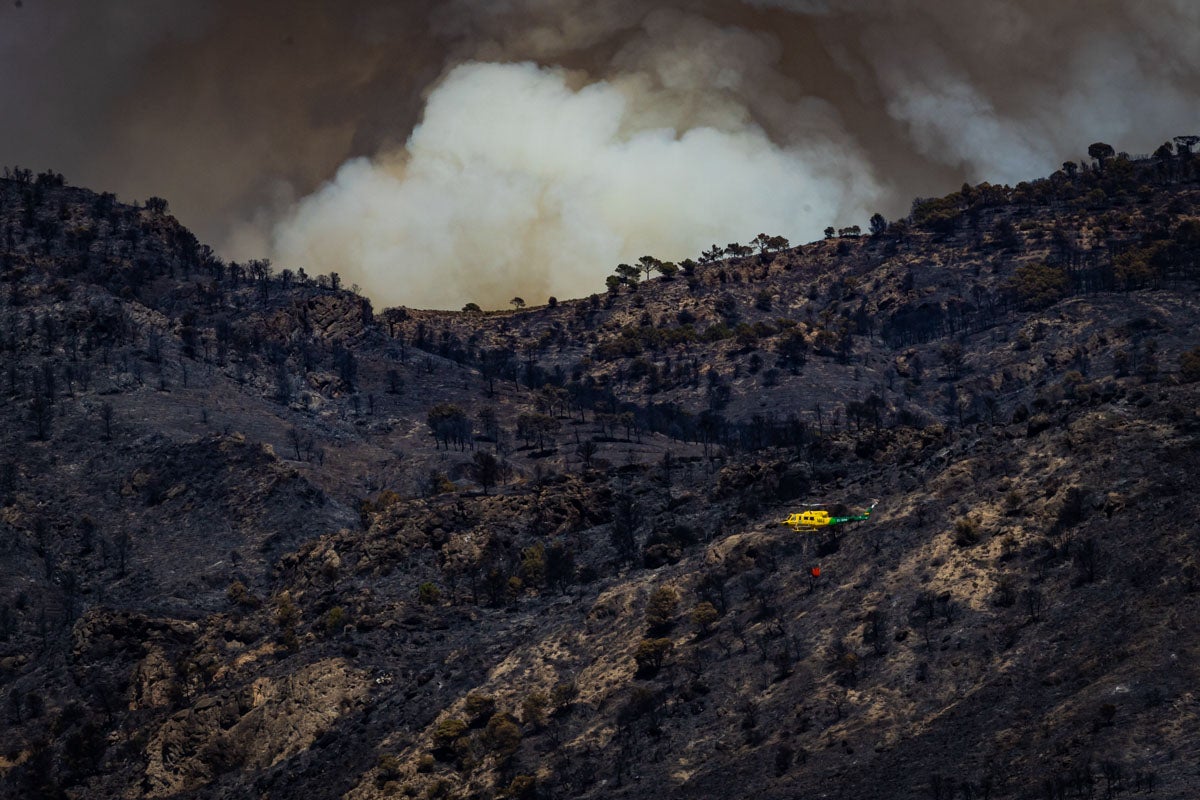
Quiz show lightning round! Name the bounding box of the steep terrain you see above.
[0,147,1198,799]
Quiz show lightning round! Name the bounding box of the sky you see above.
[2,0,1198,308]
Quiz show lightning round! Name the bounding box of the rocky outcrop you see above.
[141,658,370,797]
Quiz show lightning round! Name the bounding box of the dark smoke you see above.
[2,1,1196,307]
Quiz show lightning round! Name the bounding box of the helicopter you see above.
[781,500,877,531]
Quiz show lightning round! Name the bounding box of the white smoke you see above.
[856,1,1200,184]
[271,60,878,309]
[268,2,1200,311]
[11,0,1194,307]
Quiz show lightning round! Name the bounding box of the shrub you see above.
[1113,244,1165,289]
[690,601,719,635]
[550,680,578,713]
[274,592,300,630]
[645,586,680,632]
[502,775,537,799]
[618,685,660,727]
[463,694,496,727]
[322,606,346,634]
[482,713,522,761]
[1008,262,1069,309]
[953,517,981,547]
[427,471,457,495]
[910,195,961,233]
[520,543,546,587]
[520,692,548,727]
[226,580,258,609]
[999,535,1018,559]
[702,323,734,342]
[426,778,454,798]
[827,639,859,686]
[418,582,442,605]
[634,638,674,677]
[431,718,468,760]
[376,753,402,782]
[360,490,402,517]
[940,341,965,376]
[992,574,1017,608]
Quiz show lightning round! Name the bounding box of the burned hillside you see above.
[1,145,1199,798]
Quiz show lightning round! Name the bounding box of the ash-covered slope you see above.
[0,148,1198,799]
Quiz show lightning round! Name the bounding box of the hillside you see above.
[0,147,1198,799]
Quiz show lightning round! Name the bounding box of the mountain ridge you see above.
[0,147,1198,798]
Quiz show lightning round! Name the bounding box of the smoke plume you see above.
[273,56,876,308]
[2,1,1198,308]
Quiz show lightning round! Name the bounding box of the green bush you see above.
[418,582,442,605]
[690,601,719,635]
[322,606,346,635]
[634,638,674,677]
[520,692,548,727]
[703,323,734,342]
[360,490,402,517]
[226,580,258,609]
[463,693,496,727]
[274,591,300,629]
[910,195,961,233]
[425,778,454,799]
[520,544,545,587]
[1061,370,1086,398]
[431,718,468,761]
[482,713,522,761]
[1113,244,1165,288]
[376,753,402,781]
[1008,262,1069,309]
[426,471,457,496]
[645,586,680,632]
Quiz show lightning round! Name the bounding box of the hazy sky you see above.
[2,1,1197,307]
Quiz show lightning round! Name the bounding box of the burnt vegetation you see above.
[0,143,1198,798]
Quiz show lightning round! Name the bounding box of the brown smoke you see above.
[2,1,1197,307]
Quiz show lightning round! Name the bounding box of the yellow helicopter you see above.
[781,501,877,531]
